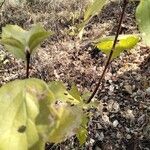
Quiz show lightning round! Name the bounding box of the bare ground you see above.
[0,1,150,150]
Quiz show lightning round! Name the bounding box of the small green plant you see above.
[0,78,95,150]
[0,0,149,149]
[1,24,52,78]
[78,0,108,39]
[78,0,141,103]
[0,24,96,149]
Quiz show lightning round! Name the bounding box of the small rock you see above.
[89,138,95,144]
[125,127,130,133]
[146,87,150,95]
[138,114,145,125]
[117,132,122,139]
[126,134,132,140]
[137,89,143,95]
[109,85,114,93]
[97,124,103,129]
[113,120,119,127]
[54,70,60,79]
[124,84,132,94]
[0,54,5,62]
[107,100,120,113]
[112,102,120,113]
[102,114,110,124]
[99,132,104,141]
[3,59,9,65]
[147,107,150,111]
[125,109,135,120]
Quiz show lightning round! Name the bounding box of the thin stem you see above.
[87,0,128,103]
[25,48,31,78]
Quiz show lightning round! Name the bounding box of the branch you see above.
[87,0,128,103]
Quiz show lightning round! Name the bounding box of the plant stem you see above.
[87,0,128,103]
[25,48,31,78]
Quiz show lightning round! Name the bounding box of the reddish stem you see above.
[87,0,128,103]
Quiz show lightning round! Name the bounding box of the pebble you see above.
[113,120,119,127]
[126,134,132,140]
[0,54,5,62]
[125,127,130,133]
[124,84,132,94]
[112,102,120,113]
[3,59,9,65]
[89,138,95,144]
[147,105,150,110]
[117,132,122,139]
[102,114,110,124]
[138,114,145,125]
[107,100,120,113]
[146,87,150,95]
[109,85,114,93]
[99,132,104,141]
[126,109,135,120]
[97,124,103,129]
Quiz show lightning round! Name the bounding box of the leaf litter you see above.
[0,1,150,149]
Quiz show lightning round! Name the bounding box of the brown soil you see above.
[0,1,150,150]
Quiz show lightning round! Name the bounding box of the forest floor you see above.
[0,1,150,150]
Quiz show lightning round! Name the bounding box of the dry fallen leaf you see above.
[124,84,133,94]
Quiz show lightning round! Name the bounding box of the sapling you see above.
[0,0,148,149]
[0,24,96,149]
[87,0,129,102]
[78,0,108,39]
[1,24,52,78]
[78,0,140,103]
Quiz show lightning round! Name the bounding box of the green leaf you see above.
[81,91,99,109]
[1,37,25,59]
[30,140,45,150]
[27,24,53,53]
[76,115,89,145]
[136,0,150,46]
[81,91,91,102]
[48,81,98,109]
[69,84,81,101]
[78,0,108,38]
[49,81,80,105]
[2,24,26,45]
[84,0,108,21]
[96,34,140,59]
[1,25,26,59]
[49,104,83,143]
[1,24,52,59]
[0,78,54,150]
[0,79,90,148]
[48,81,99,109]
[48,81,87,143]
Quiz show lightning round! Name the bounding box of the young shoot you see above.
[1,24,53,78]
